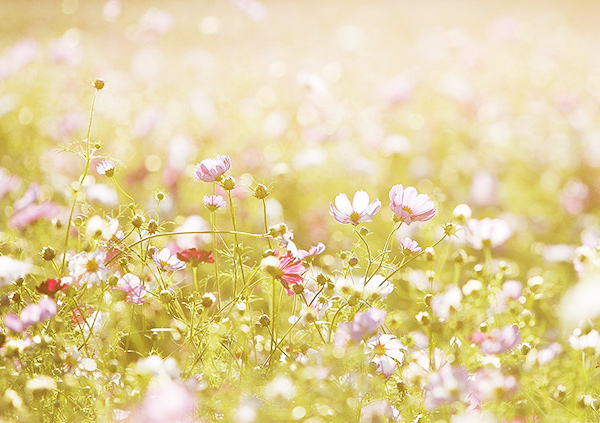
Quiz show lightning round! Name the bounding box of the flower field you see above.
[2,1,600,422]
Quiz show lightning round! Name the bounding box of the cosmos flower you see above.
[194,155,231,182]
[334,274,394,301]
[153,248,187,271]
[366,333,406,377]
[389,184,436,225]
[400,237,421,254]
[3,296,57,333]
[464,218,511,250]
[115,273,146,305]
[36,278,68,297]
[330,191,381,226]
[203,194,226,211]
[68,250,109,287]
[176,248,214,267]
[425,365,471,410]
[261,251,306,296]
[96,159,116,177]
[471,325,520,354]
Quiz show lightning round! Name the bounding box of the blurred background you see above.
[2,0,600,262]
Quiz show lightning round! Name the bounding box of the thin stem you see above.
[227,190,247,297]
[60,90,99,276]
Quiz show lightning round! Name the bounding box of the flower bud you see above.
[147,219,159,234]
[444,222,459,237]
[131,214,145,228]
[254,184,270,199]
[292,284,305,295]
[416,311,430,325]
[316,273,329,286]
[118,257,129,268]
[452,204,472,223]
[221,176,236,191]
[259,314,271,327]
[424,294,433,307]
[520,342,532,355]
[202,292,216,308]
[40,246,56,261]
[359,227,369,236]
[155,191,166,201]
[93,79,105,90]
[454,249,467,263]
[348,256,359,267]
[160,289,173,304]
[424,247,435,261]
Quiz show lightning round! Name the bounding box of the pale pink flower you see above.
[153,248,186,271]
[389,184,436,225]
[116,273,146,305]
[472,368,518,401]
[68,250,109,287]
[400,237,421,254]
[194,155,231,182]
[3,296,57,333]
[366,333,406,377]
[360,400,401,423]
[96,159,116,177]
[297,242,326,260]
[203,194,226,211]
[350,308,387,341]
[465,218,511,249]
[330,191,381,226]
[472,325,520,354]
[425,365,471,410]
[133,380,197,423]
[431,285,463,321]
[9,201,60,229]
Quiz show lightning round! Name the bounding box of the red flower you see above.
[176,248,215,267]
[36,278,68,297]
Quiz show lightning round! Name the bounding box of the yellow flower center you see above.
[402,206,413,215]
[373,344,387,356]
[350,211,360,222]
[85,259,99,272]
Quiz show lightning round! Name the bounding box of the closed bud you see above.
[424,294,433,307]
[259,314,271,327]
[520,342,532,355]
[425,247,435,261]
[292,284,305,295]
[160,290,173,304]
[221,176,236,191]
[348,256,359,267]
[147,219,159,234]
[552,385,566,401]
[155,191,165,201]
[359,227,369,236]
[316,273,329,286]
[118,257,129,268]
[416,311,430,325]
[452,204,472,223]
[131,214,145,228]
[40,246,56,261]
[93,79,105,90]
[107,275,119,287]
[202,292,216,308]
[254,184,270,199]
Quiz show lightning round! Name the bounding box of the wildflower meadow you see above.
[3,1,600,422]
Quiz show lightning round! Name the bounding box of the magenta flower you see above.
[389,185,436,225]
[203,194,226,211]
[153,248,187,271]
[194,155,231,182]
[400,237,421,254]
[330,191,381,226]
[262,251,306,296]
[116,273,146,305]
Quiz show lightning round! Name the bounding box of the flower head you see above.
[36,278,68,297]
[389,185,436,225]
[262,251,306,296]
[68,250,108,287]
[153,248,186,271]
[465,218,511,250]
[330,190,381,226]
[116,273,146,305]
[203,194,226,212]
[96,159,116,177]
[194,155,231,182]
[366,333,406,377]
[400,237,421,254]
[176,248,214,267]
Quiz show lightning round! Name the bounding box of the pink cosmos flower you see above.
[366,333,406,377]
[115,273,146,305]
[203,194,226,211]
[9,201,60,229]
[3,296,57,333]
[132,380,197,423]
[400,237,421,254]
[472,325,520,354]
[424,365,471,410]
[261,251,306,296]
[153,248,186,271]
[194,155,231,182]
[350,308,387,342]
[472,368,518,401]
[330,191,381,226]
[297,242,326,260]
[389,185,436,225]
